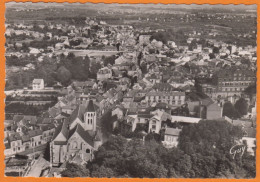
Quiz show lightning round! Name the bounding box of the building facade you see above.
[215,68,256,97]
[145,91,185,107]
[32,79,44,90]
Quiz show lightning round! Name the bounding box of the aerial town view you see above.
[3,2,257,178]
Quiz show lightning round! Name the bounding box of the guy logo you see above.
[230,144,246,159]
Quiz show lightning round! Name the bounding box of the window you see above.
[18,147,20,151]
[81,143,84,150]
[152,125,156,129]
[86,149,90,153]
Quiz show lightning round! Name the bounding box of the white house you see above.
[32,79,44,90]
[163,127,182,148]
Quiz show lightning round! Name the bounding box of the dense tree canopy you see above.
[65,120,254,178]
[6,53,97,89]
[59,54,90,81]
[61,163,90,177]
[103,55,116,66]
[57,66,72,85]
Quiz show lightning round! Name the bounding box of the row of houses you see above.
[4,115,56,157]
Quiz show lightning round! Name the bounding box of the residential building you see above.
[32,79,44,90]
[145,91,185,107]
[163,128,182,148]
[97,67,113,81]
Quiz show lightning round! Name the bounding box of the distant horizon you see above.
[5,2,257,11]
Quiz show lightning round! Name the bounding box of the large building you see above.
[50,100,102,167]
[216,68,255,96]
[145,91,185,107]
[202,68,256,99]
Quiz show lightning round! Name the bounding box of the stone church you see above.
[50,100,102,167]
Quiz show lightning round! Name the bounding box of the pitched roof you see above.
[68,124,94,147]
[200,98,214,106]
[165,128,182,136]
[21,135,30,142]
[41,124,56,131]
[9,133,22,142]
[48,107,61,118]
[33,79,43,84]
[4,120,14,127]
[28,129,43,137]
[13,115,24,123]
[52,118,69,141]
[86,100,95,112]
[42,118,55,124]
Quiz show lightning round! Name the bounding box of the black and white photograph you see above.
[4,2,257,178]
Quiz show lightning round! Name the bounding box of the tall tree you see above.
[223,102,240,119]
[235,98,248,116]
[57,66,72,85]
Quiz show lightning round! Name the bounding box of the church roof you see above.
[69,100,97,125]
[52,118,69,141]
[86,100,95,112]
[68,124,94,147]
